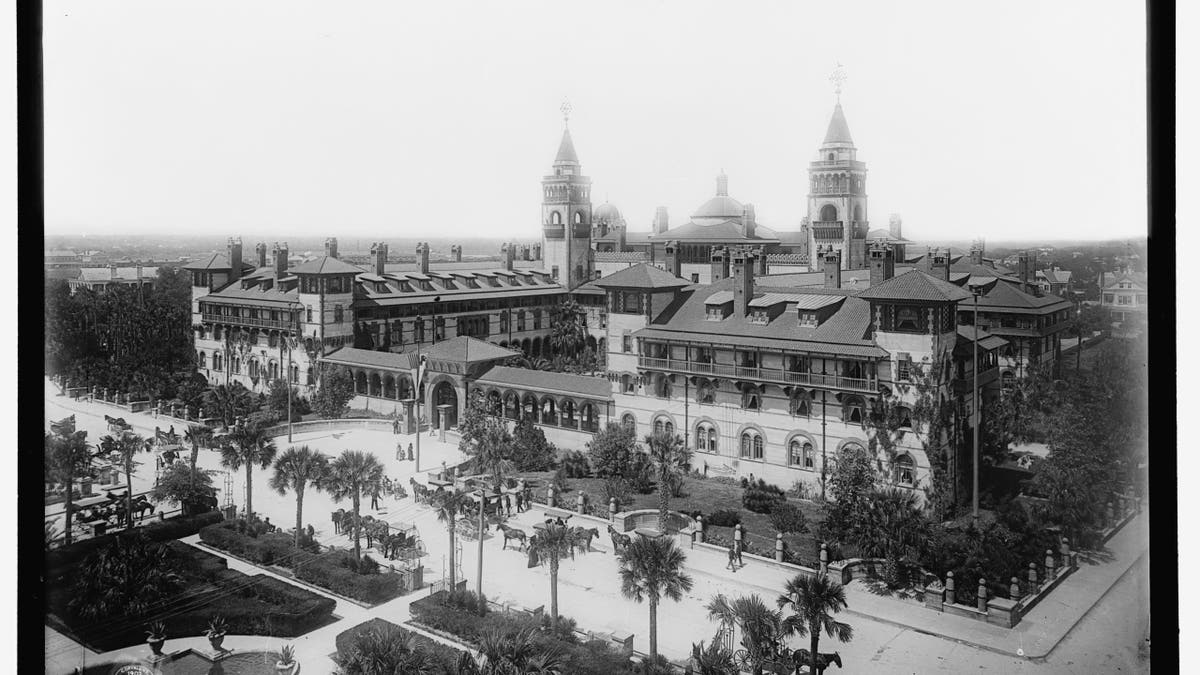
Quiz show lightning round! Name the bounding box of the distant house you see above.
[68,265,158,294]
[1035,268,1073,297]
[1099,271,1147,338]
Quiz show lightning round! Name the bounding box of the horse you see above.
[792,650,842,674]
[607,524,631,555]
[569,527,599,557]
[496,524,528,551]
[130,495,155,521]
[332,508,346,534]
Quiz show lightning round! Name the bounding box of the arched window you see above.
[741,386,760,410]
[740,431,763,459]
[820,204,838,222]
[897,406,913,429]
[621,375,635,394]
[621,413,636,434]
[574,211,583,225]
[789,439,815,469]
[895,454,915,486]
[827,152,835,161]
[654,416,673,435]
[695,423,718,452]
[551,211,562,225]
[844,396,864,424]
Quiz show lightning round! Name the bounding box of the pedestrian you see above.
[726,544,737,572]
[306,523,315,541]
[407,443,414,461]
[392,418,399,435]
[371,490,380,510]
[504,494,513,517]
[703,461,708,477]
[264,517,275,533]
[734,539,743,567]
[515,491,524,513]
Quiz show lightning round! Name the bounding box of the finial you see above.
[830,62,848,103]
[560,99,572,127]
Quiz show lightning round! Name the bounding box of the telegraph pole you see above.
[972,286,982,525]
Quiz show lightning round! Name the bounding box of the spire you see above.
[822,103,854,146]
[716,169,729,196]
[554,127,579,165]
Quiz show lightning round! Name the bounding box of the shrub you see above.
[45,510,224,578]
[550,466,571,493]
[768,502,809,535]
[742,479,787,514]
[561,450,591,478]
[586,422,637,477]
[602,477,633,507]
[628,452,655,494]
[334,618,468,673]
[789,480,820,501]
[704,509,742,528]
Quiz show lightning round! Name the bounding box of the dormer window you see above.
[798,311,818,327]
[749,309,770,325]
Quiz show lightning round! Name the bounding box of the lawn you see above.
[514,470,840,567]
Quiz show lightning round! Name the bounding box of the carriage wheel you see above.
[732,649,751,672]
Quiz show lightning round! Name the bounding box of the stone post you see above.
[547,485,556,508]
[437,404,451,443]
[775,533,785,562]
[1009,577,1021,600]
[1060,537,1073,570]
[976,578,988,612]
[1045,549,1057,579]
[945,572,955,603]
[609,497,618,522]
[1106,501,1115,528]
[695,515,704,543]
[92,385,99,401]
[577,492,586,514]
[102,387,109,401]
[1028,562,1039,596]
[923,579,945,611]
[820,543,829,576]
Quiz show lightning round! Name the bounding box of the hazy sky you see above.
[43,0,1147,242]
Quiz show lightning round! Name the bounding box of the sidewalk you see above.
[684,510,1148,660]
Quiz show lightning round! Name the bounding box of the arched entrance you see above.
[433,380,459,428]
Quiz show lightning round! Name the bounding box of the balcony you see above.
[811,222,844,240]
[201,312,298,332]
[638,356,878,394]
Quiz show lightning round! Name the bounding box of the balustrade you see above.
[638,355,876,393]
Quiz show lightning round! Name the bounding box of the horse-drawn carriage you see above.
[730,642,843,675]
[104,414,132,433]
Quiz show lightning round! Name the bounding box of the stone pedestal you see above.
[437,404,451,443]
[923,583,944,611]
[401,399,417,434]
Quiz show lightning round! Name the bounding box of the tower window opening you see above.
[828,152,835,161]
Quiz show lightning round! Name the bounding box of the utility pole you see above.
[820,389,828,501]
[476,488,487,614]
[972,286,982,525]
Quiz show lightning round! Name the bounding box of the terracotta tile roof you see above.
[289,256,366,275]
[200,285,300,306]
[418,336,519,363]
[856,270,973,302]
[322,347,417,371]
[593,251,651,263]
[955,326,1008,354]
[974,279,1072,313]
[184,253,256,272]
[593,263,690,290]
[475,366,612,400]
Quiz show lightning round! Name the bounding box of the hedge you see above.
[45,510,224,579]
[199,522,406,605]
[334,618,468,671]
[46,539,335,652]
[409,591,638,675]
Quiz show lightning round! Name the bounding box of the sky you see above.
[42,0,1147,242]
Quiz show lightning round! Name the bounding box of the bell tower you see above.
[541,102,593,289]
[807,65,869,270]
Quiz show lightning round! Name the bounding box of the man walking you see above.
[726,544,738,572]
[371,489,380,511]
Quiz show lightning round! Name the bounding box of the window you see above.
[894,455,915,486]
[621,414,636,434]
[533,309,542,330]
[896,307,919,331]
[897,406,913,429]
[517,311,527,331]
[844,397,864,424]
[622,334,632,353]
[653,417,674,436]
[1117,295,1132,305]
[896,353,911,381]
[790,391,810,417]
[621,375,635,393]
[789,440,815,469]
[655,375,672,398]
[697,381,715,404]
[334,305,344,323]
[574,211,583,225]
[551,266,559,280]
[742,389,760,410]
[499,311,509,333]
[696,423,718,452]
[551,211,562,225]
[435,317,446,340]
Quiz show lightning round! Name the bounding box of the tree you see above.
[325,450,385,566]
[46,429,92,546]
[615,535,695,660]
[690,637,737,675]
[220,420,278,519]
[851,489,929,588]
[150,461,216,513]
[101,431,150,528]
[69,532,184,621]
[458,391,514,487]
[431,488,472,590]
[183,424,214,495]
[313,365,356,419]
[529,520,575,632]
[705,594,786,675]
[270,446,330,548]
[821,444,877,545]
[266,377,309,422]
[644,431,692,532]
[1068,303,1106,371]
[511,414,556,472]
[204,382,257,428]
[587,423,637,478]
[777,574,853,675]
[335,625,438,675]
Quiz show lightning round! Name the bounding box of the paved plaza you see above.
[44,379,1150,673]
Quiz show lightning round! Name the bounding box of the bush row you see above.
[409,591,638,675]
[45,510,224,578]
[198,522,405,605]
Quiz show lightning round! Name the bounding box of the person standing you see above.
[733,539,743,568]
[515,491,524,513]
[726,544,737,572]
[371,489,380,511]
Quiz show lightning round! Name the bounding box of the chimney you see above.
[371,242,388,276]
[969,241,984,266]
[731,247,754,316]
[930,248,951,281]
[823,249,842,288]
[227,237,243,281]
[813,245,826,273]
[109,263,117,280]
[654,206,669,235]
[532,243,542,260]
[888,214,903,239]
[450,245,462,263]
[665,241,681,277]
[502,243,514,271]
[616,226,626,252]
[754,246,768,276]
[1017,251,1031,289]
[868,243,895,286]
[711,246,730,281]
[324,237,338,259]
[416,242,430,274]
[273,242,289,278]
[743,203,757,240]
[521,245,531,261]
[255,242,268,268]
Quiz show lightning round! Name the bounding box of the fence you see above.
[262,418,395,437]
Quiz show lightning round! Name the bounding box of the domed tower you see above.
[593,201,626,252]
[807,97,869,270]
[541,104,593,288]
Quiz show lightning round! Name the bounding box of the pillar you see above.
[610,497,618,522]
[945,572,955,602]
[977,578,988,612]
[775,533,784,562]
[577,493,586,514]
[402,399,417,434]
[548,485,556,508]
[437,404,451,443]
[1028,562,1039,596]
[1060,537,1073,570]
[695,515,704,543]
[1106,501,1115,528]
[1009,577,1021,600]
[1045,549,1057,579]
[820,543,829,576]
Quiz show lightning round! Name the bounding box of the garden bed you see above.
[198,521,408,605]
[517,470,842,566]
[45,539,337,652]
[334,618,469,671]
[409,590,640,675]
[45,510,225,578]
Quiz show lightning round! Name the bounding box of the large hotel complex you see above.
[185,100,1073,500]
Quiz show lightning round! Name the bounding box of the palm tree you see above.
[46,430,92,546]
[183,424,213,494]
[325,450,385,565]
[643,430,693,533]
[528,520,574,631]
[335,625,438,675]
[478,626,564,675]
[616,535,695,660]
[430,488,472,590]
[705,594,784,675]
[690,637,737,675]
[270,445,329,548]
[777,574,853,675]
[203,382,254,428]
[854,488,928,588]
[100,431,148,528]
[220,420,277,519]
